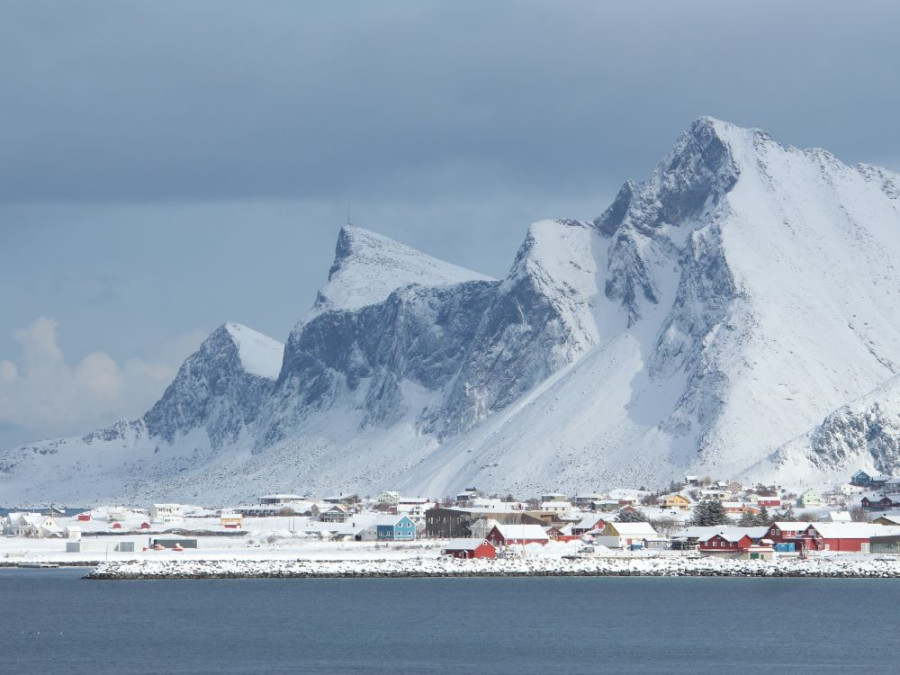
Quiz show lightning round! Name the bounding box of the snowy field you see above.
[0,533,452,566]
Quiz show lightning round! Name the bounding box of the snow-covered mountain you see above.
[2,117,900,504]
[0,323,285,502]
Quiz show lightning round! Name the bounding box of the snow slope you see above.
[747,375,900,487]
[309,225,494,317]
[223,322,283,379]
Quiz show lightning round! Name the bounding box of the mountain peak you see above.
[220,322,284,380]
[310,224,494,317]
[594,117,743,236]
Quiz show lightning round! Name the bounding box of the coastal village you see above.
[5,470,900,569]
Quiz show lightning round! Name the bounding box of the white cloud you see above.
[0,317,201,442]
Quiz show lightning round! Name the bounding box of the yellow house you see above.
[660,494,692,511]
[220,514,244,529]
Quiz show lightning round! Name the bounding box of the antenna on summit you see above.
[346,205,353,227]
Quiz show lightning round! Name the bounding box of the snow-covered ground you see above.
[0,534,448,566]
[86,552,900,580]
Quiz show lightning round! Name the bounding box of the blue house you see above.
[851,470,873,487]
[375,515,417,541]
[851,470,891,488]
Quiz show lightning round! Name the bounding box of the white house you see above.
[150,504,185,523]
[396,499,433,526]
[540,501,573,519]
[375,491,400,506]
[593,521,658,549]
[8,513,63,538]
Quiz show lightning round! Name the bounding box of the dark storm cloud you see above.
[2,0,899,205]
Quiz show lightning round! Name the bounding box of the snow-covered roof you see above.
[607,522,657,537]
[443,538,493,551]
[771,522,811,530]
[224,323,284,380]
[807,523,881,539]
[706,527,768,542]
[674,526,739,540]
[870,526,900,538]
[573,514,603,529]
[492,524,549,541]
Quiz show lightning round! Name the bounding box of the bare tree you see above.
[849,505,868,522]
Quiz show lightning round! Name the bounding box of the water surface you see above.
[0,568,895,674]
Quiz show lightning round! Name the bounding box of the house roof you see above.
[606,522,657,537]
[374,515,414,527]
[674,526,731,540]
[491,524,550,541]
[443,538,493,551]
[770,522,811,531]
[706,527,768,543]
[874,514,900,525]
[807,523,881,539]
[573,514,603,530]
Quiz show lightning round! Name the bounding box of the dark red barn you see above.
[802,523,877,552]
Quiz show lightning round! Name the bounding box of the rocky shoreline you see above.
[84,555,900,580]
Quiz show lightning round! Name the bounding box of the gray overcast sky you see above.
[2,0,899,449]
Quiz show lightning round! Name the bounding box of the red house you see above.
[862,496,899,512]
[756,497,781,508]
[699,531,754,553]
[763,522,810,545]
[487,524,550,546]
[442,538,496,559]
[76,513,92,522]
[571,515,605,536]
[802,523,878,552]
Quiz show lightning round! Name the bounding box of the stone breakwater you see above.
[85,555,900,580]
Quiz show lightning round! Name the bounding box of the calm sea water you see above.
[0,567,897,674]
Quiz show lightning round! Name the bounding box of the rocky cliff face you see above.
[143,323,282,449]
[750,376,900,486]
[266,278,499,441]
[3,117,900,503]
